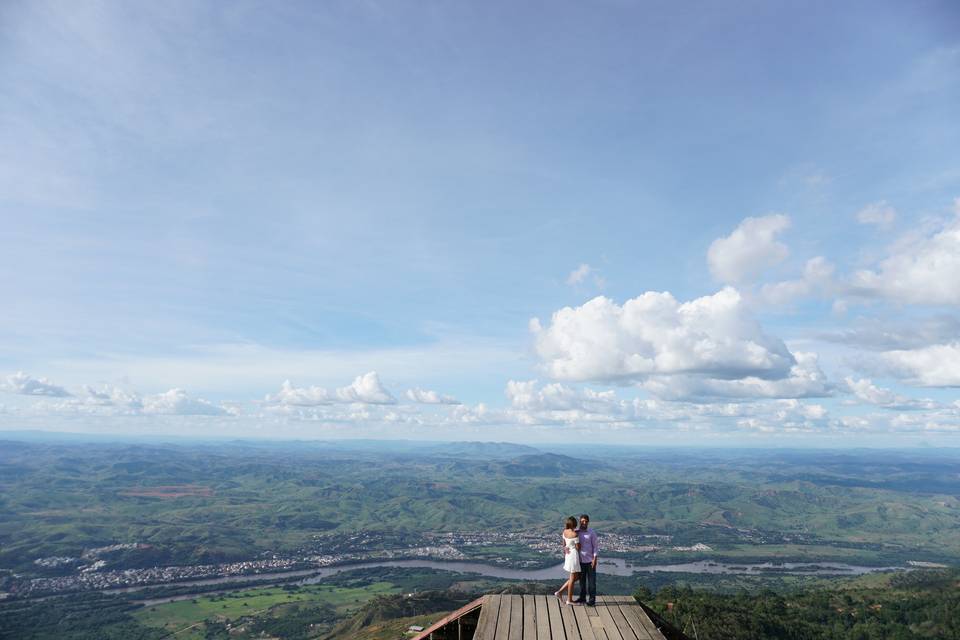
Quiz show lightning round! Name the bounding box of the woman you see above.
[554,516,580,605]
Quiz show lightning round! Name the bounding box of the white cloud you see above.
[531,287,796,385]
[759,256,835,305]
[266,371,397,406]
[0,380,229,418]
[142,389,230,416]
[505,380,619,412]
[567,263,592,285]
[708,214,791,284]
[2,371,71,397]
[498,382,692,428]
[876,343,960,387]
[850,202,960,304]
[856,201,897,229]
[83,385,143,410]
[736,399,830,433]
[844,402,960,433]
[405,388,460,405]
[845,377,900,405]
[5,373,957,437]
[887,412,960,433]
[335,371,396,404]
[843,377,937,410]
[642,352,831,401]
[39,339,522,398]
[819,316,960,351]
[566,263,605,289]
[266,381,332,406]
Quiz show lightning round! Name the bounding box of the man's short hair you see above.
[580,514,590,522]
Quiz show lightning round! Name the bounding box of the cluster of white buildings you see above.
[14,557,304,597]
[16,529,721,598]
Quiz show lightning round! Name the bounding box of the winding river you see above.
[130,558,903,606]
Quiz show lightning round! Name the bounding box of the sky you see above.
[2,0,960,445]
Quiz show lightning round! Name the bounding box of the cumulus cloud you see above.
[850,203,960,304]
[2,371,71,397]
[266,381,332,406]
[335,371,396,404]
[265,372,397,406]
[566,263,605,289]
[819,316,960,351]
[843,377,937,410]
[708,214,791,284]
[505,380,619,412]
[405,388,460,404]
[856,201,897,229]
[10,373,954,435]
[567,263,592,285]
[875,343,960,387]
[642,352,831,401]
[0,378,231,418]
[499,380,833,432]
[531,287,796,385]
[83,385,143,410]
[142,389,230,416]
[759,256,835,305]
[838,401,960,434]
[845,377,901,406]
[736,399,830,433]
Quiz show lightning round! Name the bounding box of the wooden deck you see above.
[470,594,668,640]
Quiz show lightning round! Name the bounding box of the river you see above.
[131,557,903,606]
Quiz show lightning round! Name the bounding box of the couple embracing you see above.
[554,513,598,606]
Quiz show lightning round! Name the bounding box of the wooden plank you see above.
[572,602,600,640]
[546,593,567,640]
[496,593,513,639]
[522,595,537,640]
[508,595,523,640]
[475,595,501,640]
[612,596,664,640]
[636,603,668,640]
[591,615,610,640]
[607,596,654,640]
[535,595,551,640]
[593,595,625,640]
[561,597,580,640]
[597,596,638,640]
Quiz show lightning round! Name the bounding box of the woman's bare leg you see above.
[566,572,578,603]
[554,576,570,598]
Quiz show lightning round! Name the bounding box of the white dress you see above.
[562,534,581,573]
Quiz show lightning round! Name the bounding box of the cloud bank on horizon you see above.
[2,1,959,442]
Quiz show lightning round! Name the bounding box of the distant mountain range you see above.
[423,441,542,458]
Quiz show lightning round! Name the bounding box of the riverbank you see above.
[127,557,906,606]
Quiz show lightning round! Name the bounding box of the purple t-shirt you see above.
[578,527,598,563]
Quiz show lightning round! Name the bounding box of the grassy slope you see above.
[135,582,397,639]
[339,612,449,640]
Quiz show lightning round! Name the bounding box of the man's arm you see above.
[591,530,599,567]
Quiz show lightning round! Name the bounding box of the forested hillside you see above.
[640,570,960,640]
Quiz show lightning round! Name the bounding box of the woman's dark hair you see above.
[565,516,577,530]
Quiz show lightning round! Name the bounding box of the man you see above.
[574,514,598,605]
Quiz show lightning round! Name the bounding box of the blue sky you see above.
[2,1,959,444]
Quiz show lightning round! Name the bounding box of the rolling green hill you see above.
[2,439,958,582]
